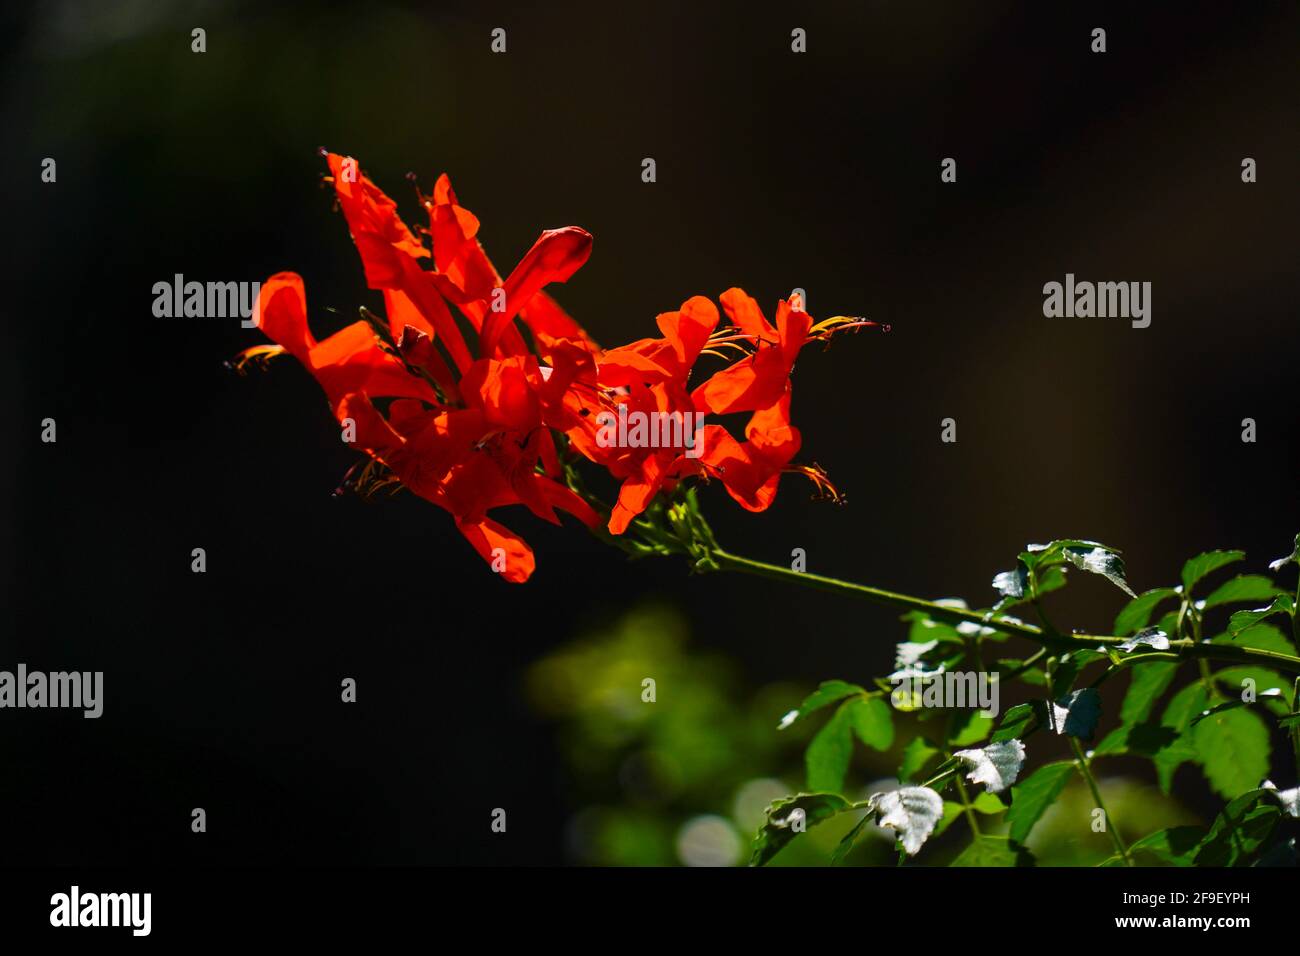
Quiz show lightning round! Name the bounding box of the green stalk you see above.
[710,548,1300,674]
[1070,737,1132,866]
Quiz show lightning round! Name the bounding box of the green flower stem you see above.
[1069,737,1132,866]
[710,548,1300,674]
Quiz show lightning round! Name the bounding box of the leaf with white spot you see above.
[1268,534,1299,572]
[1262,781,1300,818]
[778,679,865,729]
[1050,687,1102,739]
[1117,628,1170,652]
[953,739,1026,794]
[867,786,944,856]
[1063,545,1137,598]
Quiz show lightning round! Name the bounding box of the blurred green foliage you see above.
[527,603,1201,865]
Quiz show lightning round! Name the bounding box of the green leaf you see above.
[997,661,1047,686]
[1181,550,1245,592]
[780,679,866,728]
[902,612,965,646]
[971,791,1008,814]
[1050,687,1101,738]
[1228,594,1296,638]
[1093,720,1178,757]
[1212,667,1292,706]
[898,737,940,783]
[932,800,965,838]
[1193,789,1281,867]
[1152,682,1209,792]
[846,695,894,751]
[1006,761,1075,843]
[806,700,855,792]
[1050,658,1081,698]
[991,701,1048,742]
[1191,698,1249,725]
[1192,705,1270,800]
[947,710,994,747]
[750,793,855,866]
[951,834,1035,867]
[1213,622,1297,655]
[1062,545,1136,598]
[1128,826,1204,866]
[1114,587,1179,636]
[1202,575,1286,611]
[1268,534,1300,572]
[1120,661,1180,724]
[830,813,872,865]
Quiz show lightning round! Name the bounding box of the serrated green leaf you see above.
[1007,761,1075,843]
[1182,550,1245,592]
[1193,789,1280,866]
[951,834,1036,867]
[1213,622,1297,655]
[780,679,866,728]
[1192,705,1270,800]
[1202,575,1286,611]
[898,738,940,783]
[1120,661,1179,724]
[1153,682,1209,792]
[1114,587,1180,636]
[1228,594,1296,637]
[1128,826,1204,866]
[806,699,855,792]
[846,695,894,751]
[750,793,854,866]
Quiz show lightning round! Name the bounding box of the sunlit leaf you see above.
[750,792,854,867]
[1050,687,1101,739]
[1114,587,1179,636]
[1192,705,1270,800]
[1006,761,1075,844]
[1120,661,1179,724]
[898,737,941,783]
[1063,545,1136,597]
[779,679,866,729]
[1202,575,1285,611]
[1228,594,1295,638]
[951,834,1035,867]
[867,786,944,856]
[847,695,894,751]
[806,699,855,792]
[1181,550,1245,592]
[953,739,1026,794]
[992,701,1048,743]
[1267,534,1299,572]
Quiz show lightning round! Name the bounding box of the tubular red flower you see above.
[239,153,872,580]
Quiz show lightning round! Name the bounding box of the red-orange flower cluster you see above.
[237,153,874,581]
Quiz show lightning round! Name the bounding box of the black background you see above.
[1,0,1297,865]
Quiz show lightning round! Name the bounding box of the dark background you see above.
[1,0,1296,864]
